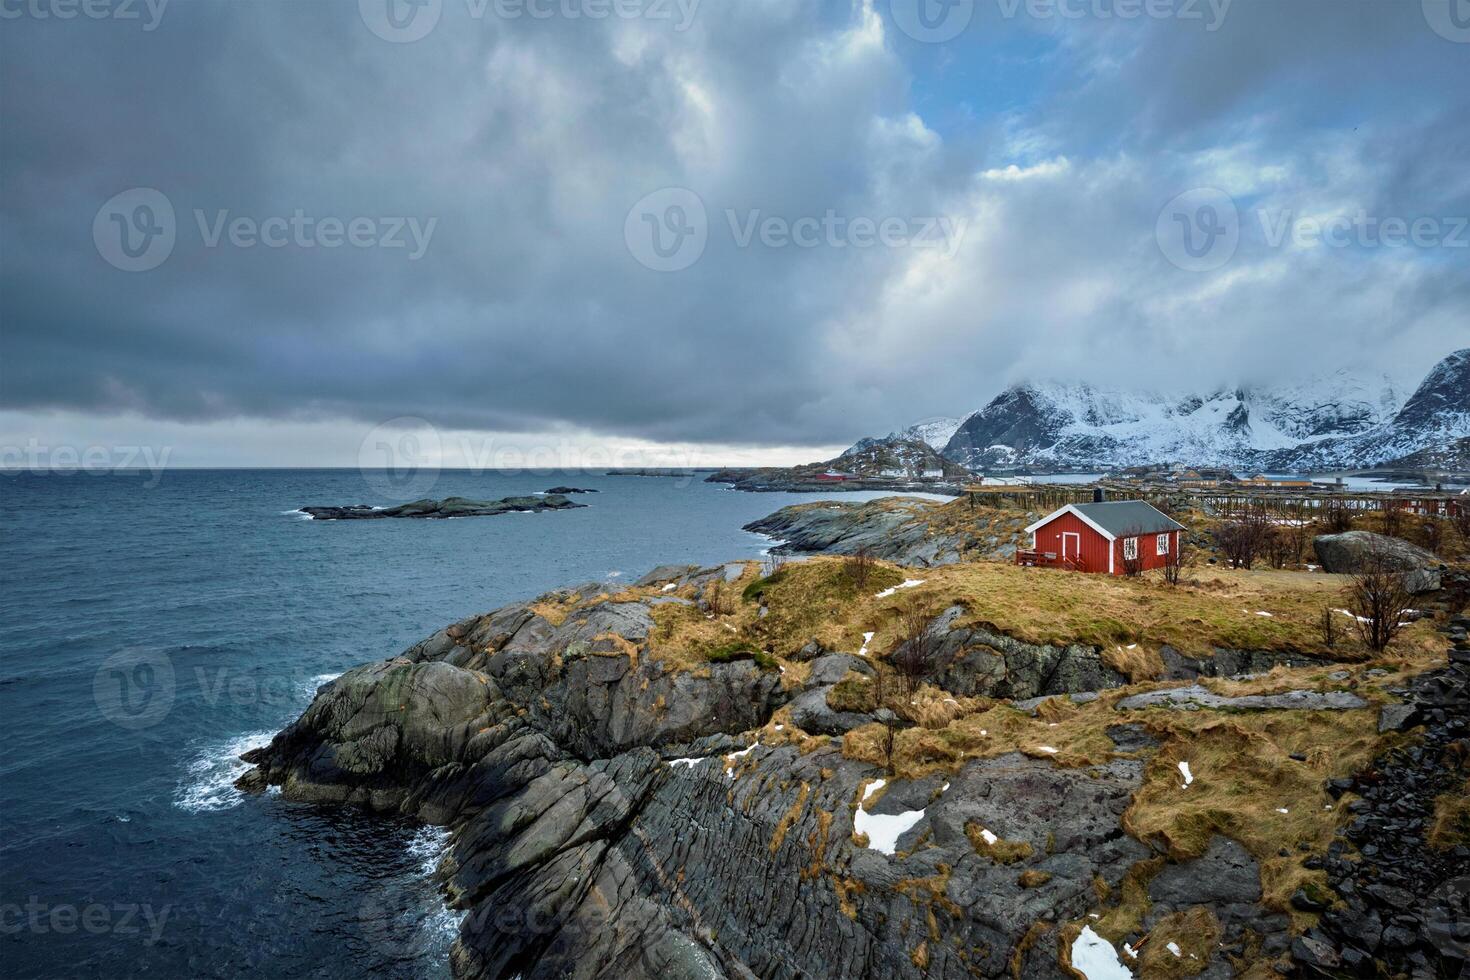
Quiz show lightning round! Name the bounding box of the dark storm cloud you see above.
[1,0,1467,451]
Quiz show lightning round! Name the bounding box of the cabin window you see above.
[1122,537,1138,561]
[1156,533,1169,556]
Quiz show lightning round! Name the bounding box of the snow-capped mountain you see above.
[849,350,1467,472]
[843,417,963,456]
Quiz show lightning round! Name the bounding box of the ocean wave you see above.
[280,509,313,520]
[407,825,452,876]
[299,671,342,699]
[173,730,276,813]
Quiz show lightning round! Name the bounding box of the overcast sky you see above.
[2,0,1467,467]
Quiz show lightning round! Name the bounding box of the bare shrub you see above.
[1450,503,1470,546]
[1160,537,1187,586]
[890,597,938,699]
[1421,519,1444,556]
[844,547,875,589]
[1380,501,1402,538]
[1215,507,1270,569]
[1265,528,1295,569]
[761,552,788,578]
[1321,498,1354,534]
[1347,541,1414,653]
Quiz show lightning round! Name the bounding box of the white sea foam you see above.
[280,509,313,521]
[174,730,276,813]
[407,826,453,876]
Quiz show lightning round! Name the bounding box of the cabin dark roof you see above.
[1069,500,1185,537]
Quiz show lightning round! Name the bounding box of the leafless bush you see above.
[844,547,875,589]
[1215,507,1270,569]
[761,552,788,578]
[1321,498,1354,534]
[1348,541,1414,652]
[1421,519,1444,556]
[1265,528,1296,569]
[890,597,938,698]
[1160,538,1187,585]
[1450,503,1470,546]
[1380,501,1401,538]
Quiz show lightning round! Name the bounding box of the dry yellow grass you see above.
[1429,779,1470,849]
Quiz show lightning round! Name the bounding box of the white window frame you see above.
[1156,533,1170,556]
[1122,537,1139,561]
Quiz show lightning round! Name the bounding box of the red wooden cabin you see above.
[1017,499,1185,575]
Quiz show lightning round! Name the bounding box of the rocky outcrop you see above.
[928,609,1128,701]
[744,500,1024,567]
[1114,685,1368,712]
[1311,530,1443,593]
[239,573,1166,979]
[238,561,1464,980]
[1292,658,1470,976]
[301,494,586,520]
[545,486,598,494]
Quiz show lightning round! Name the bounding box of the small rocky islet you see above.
[237,525,1469,979]
[299,494,586,521]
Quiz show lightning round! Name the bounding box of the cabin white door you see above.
[1061,532,1080,562]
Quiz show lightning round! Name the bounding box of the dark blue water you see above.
[0,469,935,978]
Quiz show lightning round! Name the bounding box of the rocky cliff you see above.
[238,560,1468,979]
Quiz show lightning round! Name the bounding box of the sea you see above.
[0,469,947,979]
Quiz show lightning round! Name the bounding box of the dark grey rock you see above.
[1312,530,1442,593]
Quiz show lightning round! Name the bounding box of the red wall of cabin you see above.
[1033,514,1179,576]
[1032,512,1113,573]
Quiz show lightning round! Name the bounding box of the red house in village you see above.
[1018,497,1185,575]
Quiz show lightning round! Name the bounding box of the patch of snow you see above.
[854,801,927,857]
[1255,611,1274,617]
[774,724,784,732]
[669,756,713,768]
[1178,761,1194,787]
[978,828,999,846]
[859,631,875,657]
[726,745,755,761]
[1122,942,1138,959]
[1276,807,1289,814]
[863,778,886,801]
[1126,643,1138,650]
[874,579,925,599]
[1166,941,1182,958]
[1071,926,1134,979]
[661,582,678,592]
[1037,746,1059,754]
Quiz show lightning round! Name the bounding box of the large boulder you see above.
[1312,530,1442,593]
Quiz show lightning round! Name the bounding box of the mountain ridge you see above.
[853,350,1467,472]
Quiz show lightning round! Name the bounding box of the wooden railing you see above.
[1015,550,1085,572]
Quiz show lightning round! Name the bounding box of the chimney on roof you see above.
[1093,488,1106,503]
